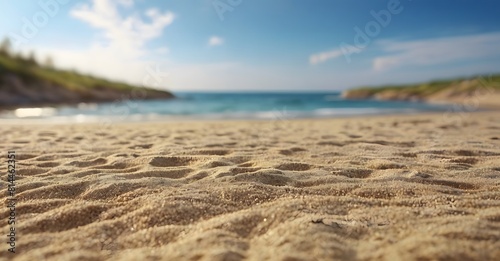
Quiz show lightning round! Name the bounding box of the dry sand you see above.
[1,112,499,261]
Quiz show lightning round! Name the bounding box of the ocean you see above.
[1,92,454,122]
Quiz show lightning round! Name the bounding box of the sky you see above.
[1,0,500,92]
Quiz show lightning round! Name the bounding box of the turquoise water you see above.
[1,92,453,121]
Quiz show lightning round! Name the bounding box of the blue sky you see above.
[1,0,500,91]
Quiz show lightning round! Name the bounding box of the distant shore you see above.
[0,72,175,110]
[342,75,500,109]
[0,51,175,110]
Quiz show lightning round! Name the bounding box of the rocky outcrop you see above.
[340,90,374,100]
[341,89,422,101]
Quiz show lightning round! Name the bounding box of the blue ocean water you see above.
[1,92,453,122]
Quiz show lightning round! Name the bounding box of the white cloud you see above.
[309,45,360,65]
[373,32,500,71]
[38,46,152,87]
[208,36,224,47]
[309,49,343,65]
[37,0,175,88]
[309,32,500,68]
[70,0,174,57]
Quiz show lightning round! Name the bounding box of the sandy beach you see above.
[1,111,499,261]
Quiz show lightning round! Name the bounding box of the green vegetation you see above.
[0,37,173,108]
[344,74,500,100]
[1,50,142,92]
[0,54,137,92]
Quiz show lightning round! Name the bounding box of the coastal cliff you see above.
[0,52,174,109]
[342,75,500,108]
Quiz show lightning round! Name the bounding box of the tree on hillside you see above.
[0,37,12,56]
[27,51,38,66]
[44,55,55,69]
[13,52,24,62]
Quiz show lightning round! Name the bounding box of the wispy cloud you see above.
[309,32,500,68]
[70,0,175,57]
[373,32,500,71]
[208,36,224,47]
[309,49,343,65]
[309,45,360,65]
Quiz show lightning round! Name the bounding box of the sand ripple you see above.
[1,113,499,260]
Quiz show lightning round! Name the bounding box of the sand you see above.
[1,111,499,261]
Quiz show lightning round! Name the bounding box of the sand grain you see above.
[1,112,499,260]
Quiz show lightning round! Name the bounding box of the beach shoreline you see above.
[0,108,498,126]
[0,90,471,122]
[1,111,499,260]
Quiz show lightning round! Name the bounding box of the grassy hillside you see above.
[0,50,174,108]
[342,74,500,101]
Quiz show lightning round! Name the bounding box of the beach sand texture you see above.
[1,112,499,261]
